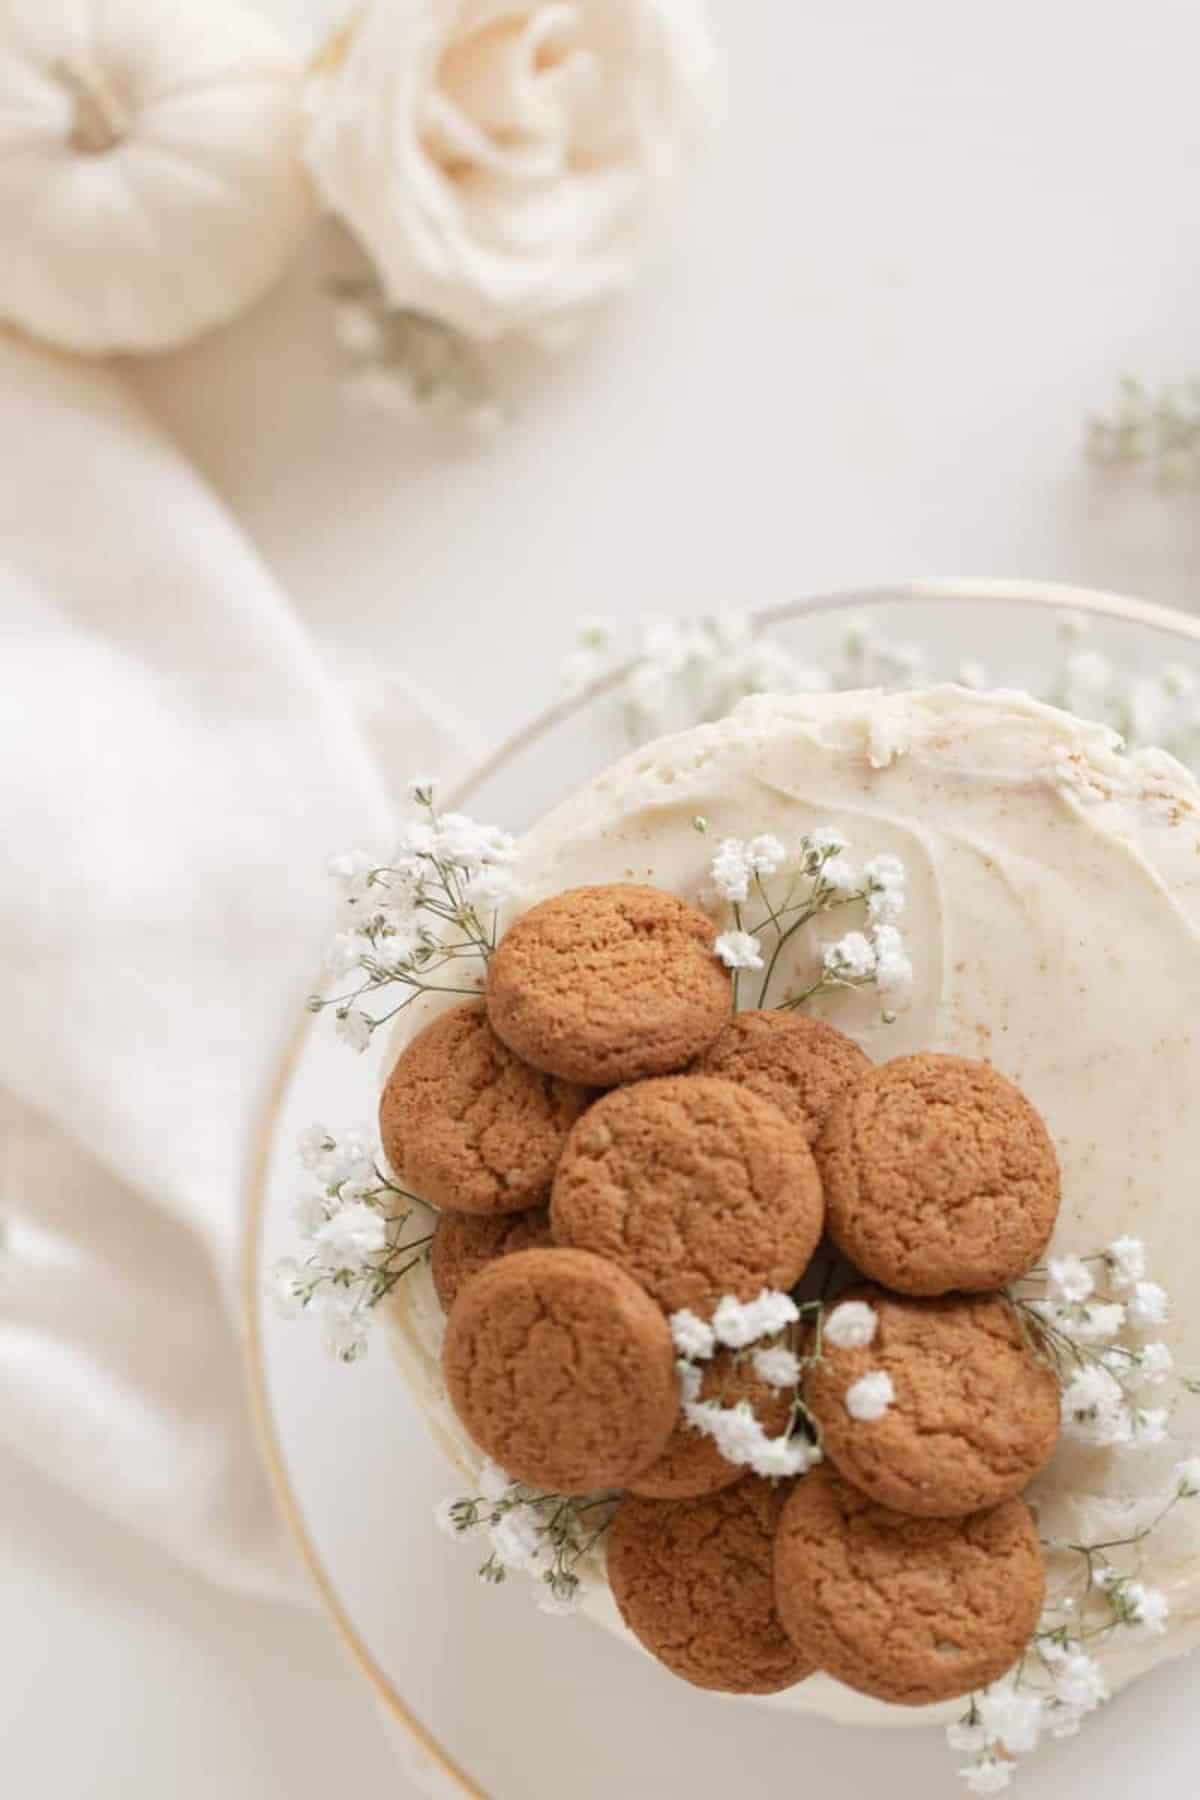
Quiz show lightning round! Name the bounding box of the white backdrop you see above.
[10,1,1200,1796]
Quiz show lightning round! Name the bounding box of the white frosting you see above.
[382,686,1200,1726]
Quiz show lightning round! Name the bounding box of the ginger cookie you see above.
[805,1286,1060,1517]
[607,1478,816,1694]
[379,1001,591,1216]
[690,1009,871,1146]
[429,1207,552,1312]
[486,884,731,1087]
[817,1054,1060,1295]
[551,1076,823,1314]
[773,1468,1045,1705]
[628,1348,795,1501]
[442,1247,679,1495]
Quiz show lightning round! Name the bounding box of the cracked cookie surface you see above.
[690,1009,871,1145]
[442,1247,679,1494]
[607,1478,816,1693]
[805,1286,1060,1516]
[628,1346,794,1500]
[817,1053,1060,1295]
[550,1076,823,1314]
[430,1206,553,1311]
[486,884,731,1086]
[773,1467,1044,1704]
[379,1000,591,1216]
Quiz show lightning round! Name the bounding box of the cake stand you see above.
[244,581,1200,1800]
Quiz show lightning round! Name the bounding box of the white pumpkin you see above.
[0,0,313,355]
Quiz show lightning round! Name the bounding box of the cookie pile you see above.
[380,881,1064,1706]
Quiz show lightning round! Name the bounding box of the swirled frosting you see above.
[383,686,1200,1726]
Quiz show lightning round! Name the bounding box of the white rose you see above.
[303,0,717,341]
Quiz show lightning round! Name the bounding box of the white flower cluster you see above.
[948,1642,1109,1794]
[1085,374,1200,491]
[946,1525,1200,1800]
[824,1300,878,1349]
[560,608,1200,780]
[436,1461,612,1615]
[704,829,912,1016]
[562,613,836,736]
[822,850,911,1000]
[1020,1238,1174,1450]
[270,1123,432,1362]
[947,1237,1200,1791]
[316,781,518,1052]
[845,1370,895,1422]
[821,1299,895,1422]
[669,1291,821,1480]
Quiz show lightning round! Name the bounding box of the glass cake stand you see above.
[244,581,1200,1800]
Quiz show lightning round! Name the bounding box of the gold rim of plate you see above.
[241,579,1200,1799]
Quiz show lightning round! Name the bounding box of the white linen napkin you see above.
[0,331,466,1599]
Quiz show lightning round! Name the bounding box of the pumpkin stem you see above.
[52,59,131,155]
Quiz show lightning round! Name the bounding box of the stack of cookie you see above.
[380,882,1063,1707]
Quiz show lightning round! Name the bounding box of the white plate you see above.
[246,581,1200,1800]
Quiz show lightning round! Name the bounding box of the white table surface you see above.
[15,2,1200,1796]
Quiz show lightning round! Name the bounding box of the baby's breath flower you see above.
[946,1719,988,1756]
[1175,1456,1200,1497]
[711,1290,800,1349]
[1047,1254,1094,1306]
[1070,1302,1126,1344]
[711,838,751,903]
[1132,1342,1174,1386]
[326,931,369,977]
[845,1370,895,1422]
[292,1190,329,1238]
[321,1297,371,1363]
[1042,1642,1108,1713]
[1128,1280,1169,1329]
[959,1756,1013,1795]
[1129,1406,1169,1447]
[749,1434,818,1479]
[297,1123,336,1171]
[334,1007,373,1053]
[715,929,764,971]
[461,866,516,912]
[753,1346,802,1389]
[865,853,906,924]
[977,1688,1044,1755]
[1124,1581,1170,1635]
[670,1309,717,1361]
[327,849,376,885]
[824,930,876,981]
[821,852,859,893]
[803,825,844,858]
[313,1201,387,1271]
[872,924,913,997]
[683,1396,815,1479]
[683,1398,764,1462]
[745,834,786,877]
[677,1361,704,1404]
[434,1497,462,1537]
[825,1300,878,1349]
[269,1258,306,1320]
[489,1509,548,1574]
[1060,1366,1130,1447]
[537,1580,584,1616]
[1106,1235,1146,1288]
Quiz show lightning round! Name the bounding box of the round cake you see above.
[379,685,1200,1726]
